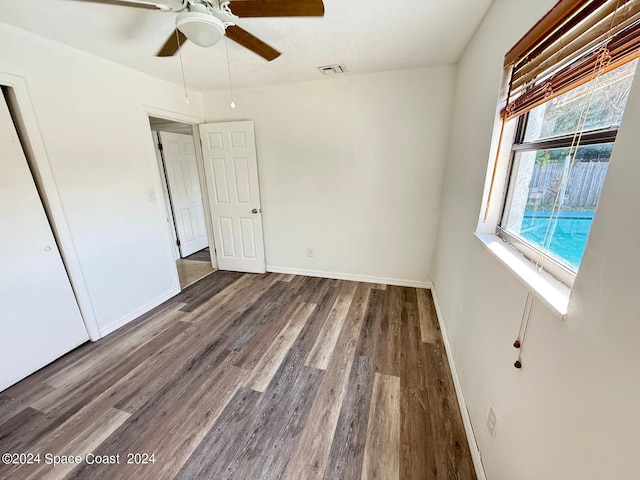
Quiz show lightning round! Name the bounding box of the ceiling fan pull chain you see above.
[177,28,190,104]
[224,36,236,108]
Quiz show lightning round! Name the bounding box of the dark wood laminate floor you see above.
[183,247,211,263]
[0,272,476,480]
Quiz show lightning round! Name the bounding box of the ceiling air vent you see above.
[317,64,348,75]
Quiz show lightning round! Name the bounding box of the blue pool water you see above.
[519,212,594,269]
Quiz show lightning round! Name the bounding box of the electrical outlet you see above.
[487,404,498,439]
[307,248,315,257]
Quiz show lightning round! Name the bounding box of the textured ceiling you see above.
[0,0,493,92]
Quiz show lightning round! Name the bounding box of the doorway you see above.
[148,116,215,289]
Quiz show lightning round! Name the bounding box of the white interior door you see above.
[159,131,208,257]
[199,121,266,273]
[0,92,88,392]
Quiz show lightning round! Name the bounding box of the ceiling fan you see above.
[79,0,325,61]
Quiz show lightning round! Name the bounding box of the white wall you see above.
[432,1,640,479]
[0,22,203,336]
[202,67,456,286]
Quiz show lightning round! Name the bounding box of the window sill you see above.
[474,233,569,318]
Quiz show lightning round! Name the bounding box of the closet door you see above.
[0,92,88,392]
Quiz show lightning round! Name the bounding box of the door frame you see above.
[142,107,218,277]
[0,72,98,339]
[152,131,181,260]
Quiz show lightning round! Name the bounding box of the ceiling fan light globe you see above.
[176,12,225,48]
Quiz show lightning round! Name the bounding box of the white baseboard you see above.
[431,287,487,480]
[266,265,432,289]
[97,287,181,338]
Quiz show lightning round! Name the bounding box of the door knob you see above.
[251,208,260,214]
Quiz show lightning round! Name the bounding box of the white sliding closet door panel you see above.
[199,121,265,273]
[0,93,88,392]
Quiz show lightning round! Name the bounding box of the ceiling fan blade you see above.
[78,0,162,10]
[225,25,281,61]
[229,0,324,18]
[156,30,187,57]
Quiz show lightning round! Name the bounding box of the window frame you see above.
[494,109,620,287]
[475,0,640,315]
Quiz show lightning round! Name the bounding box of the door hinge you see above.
[176,239,181,247]
[158,142,163,151]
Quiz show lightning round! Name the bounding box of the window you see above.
[481,0,640,289]
[498,59,637,282]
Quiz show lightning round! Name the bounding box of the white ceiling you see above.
[0,0,493,92]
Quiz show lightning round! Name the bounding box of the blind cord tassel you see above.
[513,291,535,369]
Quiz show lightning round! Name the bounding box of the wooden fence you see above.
[528,161,608,208]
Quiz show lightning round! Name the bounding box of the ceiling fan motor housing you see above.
[176,3,226,47]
